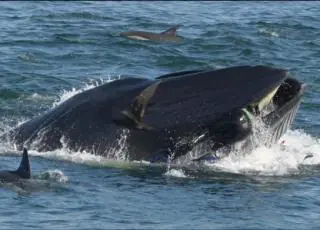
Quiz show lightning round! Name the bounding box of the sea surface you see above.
[0,1,319,229]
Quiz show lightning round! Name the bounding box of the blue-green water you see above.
[0,1,319,229]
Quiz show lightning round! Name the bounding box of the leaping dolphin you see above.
[120,25,183,42]
[0,148,31,182]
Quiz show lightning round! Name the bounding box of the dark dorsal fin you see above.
[161,25,180,36]
[120,80,161,131]
[15,148,31,179]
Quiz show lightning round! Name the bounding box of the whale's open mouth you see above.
[191,76,306,163]
[261,78,306,143]
[247,77,305,142]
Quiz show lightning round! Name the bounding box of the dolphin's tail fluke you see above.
[15,148,31,179]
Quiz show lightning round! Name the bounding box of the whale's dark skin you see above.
[0,148,31,183]
[5,66,304,163]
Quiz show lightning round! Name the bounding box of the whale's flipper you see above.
[14,148,31,179]
[161,25,180,36]
[120,80,161,131]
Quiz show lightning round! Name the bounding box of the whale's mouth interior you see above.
[272,78,303,109]
[246,77,303,119]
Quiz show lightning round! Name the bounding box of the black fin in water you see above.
[120,80,161,131]
[15,148,31,179]
[161,25,180,36]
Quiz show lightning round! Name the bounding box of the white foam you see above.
[27,93,51,101]
[38,169,68,183]
[164,169,188,178]
[1,129,319,177]
[206,129,320,176]
[207,63,226,69]
[258,28,279,38]
[52,76,119,108]
[25,144,129,169]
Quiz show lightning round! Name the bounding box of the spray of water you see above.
[206,129,320,176]
[170,112,320,177]
[164,169,188,178]
[37,169,68,183]
[52,76,120,108]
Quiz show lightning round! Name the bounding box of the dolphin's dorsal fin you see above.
[161,25,180,36]
[120,80,161,130]
[15,148,31,179]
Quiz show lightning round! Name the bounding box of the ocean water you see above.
[0,1,319,229]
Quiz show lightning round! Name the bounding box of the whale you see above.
[0,148,31,182]
[120,25,183,42]
[4,65,305,164]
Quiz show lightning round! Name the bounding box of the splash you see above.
[28,132,128,167]
[12,129,131,170]
[1,128,319,177]
[51,76,120,108]
[37,169,68,183]
[171,113,320,176]
[206,130,320,176]
[258,28,279,38]
[164,169,188,178]
[106,129,130,161]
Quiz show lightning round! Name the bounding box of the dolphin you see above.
[3,66,305,164]
[0,148,31,182]
[120,25,183,42]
